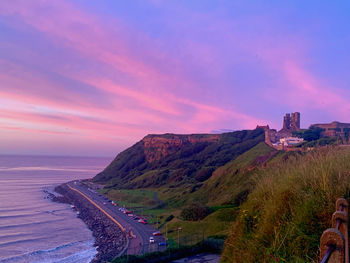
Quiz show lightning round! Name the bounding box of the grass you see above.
[164,208,238,247]
[112,238,223,263]
[105,189,158,208]
[221,146,350,263]
[102,188,174,227]
[192,142,276,206]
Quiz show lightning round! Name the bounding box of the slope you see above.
[93,129,265,192]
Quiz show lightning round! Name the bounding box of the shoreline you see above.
[52,183,128,263]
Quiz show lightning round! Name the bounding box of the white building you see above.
[279,137,304,146]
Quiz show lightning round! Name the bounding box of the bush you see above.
[165,214,174,222]
[180,203,212,221]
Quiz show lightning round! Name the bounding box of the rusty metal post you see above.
[335,198,349,263]
[320,228,345,263]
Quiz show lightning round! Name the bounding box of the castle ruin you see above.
[282,112,300,131]
[262,112,302,148]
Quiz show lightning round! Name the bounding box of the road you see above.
[66,180,166,255]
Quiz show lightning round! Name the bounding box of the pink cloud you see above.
[257,43,350,121]
[282,61,350,118]
[0,0,283,155]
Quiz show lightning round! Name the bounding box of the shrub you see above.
[180,203,212,221]
[165,214,174,222]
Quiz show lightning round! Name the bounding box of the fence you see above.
[320,198,348,263]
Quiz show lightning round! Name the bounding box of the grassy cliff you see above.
[93,129,265,192]
[92,127,350,262]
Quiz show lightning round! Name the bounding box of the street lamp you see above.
[177,227,182,248]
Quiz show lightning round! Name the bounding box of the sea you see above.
[0,155,112,263]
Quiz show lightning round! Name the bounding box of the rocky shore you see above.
[52,184,128,263]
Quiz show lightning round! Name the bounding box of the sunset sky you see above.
[1,1,350,156]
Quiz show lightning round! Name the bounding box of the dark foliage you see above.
[165,214,174,222]
[293,127,325,142]
[180,203,212,221]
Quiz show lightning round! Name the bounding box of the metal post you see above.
[166,223,168,238]
[177,227,182,248]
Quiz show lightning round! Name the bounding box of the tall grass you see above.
[221,146,350,263]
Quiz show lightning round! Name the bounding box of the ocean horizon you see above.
[0,155,112,263]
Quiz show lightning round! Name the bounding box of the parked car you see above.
[152,231,162,236]
[158,241,167,246]
[138,219,147,224]
[149,237,155,243]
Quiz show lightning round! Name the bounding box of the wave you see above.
[0,211,43,220]
[52,247,97,263]
[0,237,51,248]
[0,205,55,215]
[0,166,101,173]
[0,232,33,241]
[0,218,65,230]
[0,240,96,263]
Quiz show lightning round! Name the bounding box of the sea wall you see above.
[53,184,127,263]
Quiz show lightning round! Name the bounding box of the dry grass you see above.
[221,146,350,263]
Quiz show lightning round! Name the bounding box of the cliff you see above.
[142,134,220,162]
[93,129,265,189]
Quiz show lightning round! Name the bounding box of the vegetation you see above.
[221,146,350,262]
[180,203,212,221]
[297,137,338,148]
[105,189,158,208]
[293,127,325,141]
[112,238,223,263]
[166,208,238,247]
[92,127,350,262]
[191,142,277,206]
[93,129,265,191]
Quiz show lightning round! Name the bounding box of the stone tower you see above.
[282,112,300,131]
[283,113,291,130]
[290,112,300,131]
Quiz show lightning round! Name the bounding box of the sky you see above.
[0,1,350,157]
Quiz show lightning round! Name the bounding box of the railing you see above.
[320,198,348,263]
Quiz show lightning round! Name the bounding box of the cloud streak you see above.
[0,0,349,155]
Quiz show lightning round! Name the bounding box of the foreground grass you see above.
[221,146,350,263]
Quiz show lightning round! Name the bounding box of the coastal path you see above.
[66,180,166,255]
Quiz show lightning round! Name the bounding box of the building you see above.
[282,112,300,132]
[310,121,350,138]
[290,112,301,131]
[260,112,302,149]
[280,137,304,146]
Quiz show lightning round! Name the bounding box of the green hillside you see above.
[192,142,277,206]
[93,129,265,192]
[92,127,350,262]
